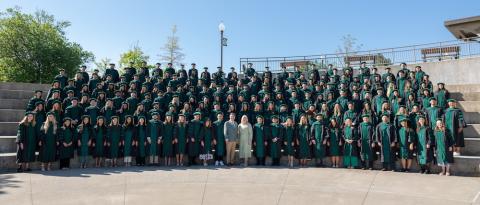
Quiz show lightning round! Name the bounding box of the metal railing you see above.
[239,37,480,73]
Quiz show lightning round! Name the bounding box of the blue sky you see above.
[0,0,478,71]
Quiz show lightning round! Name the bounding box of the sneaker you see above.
[215,161,219,166]
[203,162,208,167]
[219,161,225,166]
[453,152,460,156]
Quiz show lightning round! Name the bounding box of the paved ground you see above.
[0,166,479,205]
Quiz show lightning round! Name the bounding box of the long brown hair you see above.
[43,114,57,134]
[19,114,36,127]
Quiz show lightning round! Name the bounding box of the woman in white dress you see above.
[238,115,253,166]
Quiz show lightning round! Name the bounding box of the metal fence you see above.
[239,37,480,73]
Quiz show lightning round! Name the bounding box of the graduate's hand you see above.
[92,143,95,147]
[191,138,195,142]
[213,139,217,145]
[283,142,287,146]
[449,147,453,152]
[38,141,42,146]
[458,128,463,133]
[378,143,381,147]
[201,141,204,147]
[157,140,161,144]
[19,143,24,150]
[264,142,268,146]
[103,142,106,146]
[409,144,414,150]
[77,141,81,147]
[147,137,151,143]
[311,140,316,145]
[253,142,256,146]
[63,142,68,147]
[426,144,430,149]
[371,143,375,148]
[390,142,395,147]
[118,142,121,146]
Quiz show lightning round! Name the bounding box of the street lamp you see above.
[219,22,227,71]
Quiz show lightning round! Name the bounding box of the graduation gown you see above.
[343,126,359,167]
[375,122,397,163]
[162,123,175,157]
[77,124,92,157]
[296,124,311,158]
[310,121,327,159]
[253,123,267,158]
[358,122,374,162]
[398,127,414,159]
[327,127,342,156]
[200,126,213,155]
[213,121,226,157]
[283,126,296,156]
[269,123,283,159]
[187,120,203,157]
[92,126,106,158]
[415,126,433,165]
[443,108,465,147]
[107,125,121,158]
[433,129,454,164]
[174,123,188,154]
[39,123,58,163]
[58,127,75,160]
[16,123,38,163]
[147,120,161,156]
[135,125,148,158]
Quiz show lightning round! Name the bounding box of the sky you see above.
[0,0,479,71]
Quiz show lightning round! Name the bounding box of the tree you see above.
[159,25,185,66]
[0,7,94,83]
[93,57,111,75]
[119,42,150,73]
[336,34,363,56]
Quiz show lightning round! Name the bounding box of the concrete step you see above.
[465,124,480,138]
[0,122,18,136]
[0,136,16,153]
[0,82,50,91]
[464,138,480,156]
[0,152,478,176]
[445,84,480,93]
[464,112,480,124]
[0,99,30,109]
[451,92,480,101]
[0,89,36,99]
[0,109,24,122]
[457,101,480,113]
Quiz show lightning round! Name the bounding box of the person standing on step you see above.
[311,114,328,167]
[135,116,148,166]
[269,115,283,166]
[58,117,75,170]
[122,115,135,167]
[238,115,253,167]
[77,115,92,168]
[213,113,226,166]
[433,119,454,176]
[375,114,397,171]
[92,116,107,168]
[224,113,239,166]
[283,117,296,168]
[358,114,375,170]
[343,118,359,169]
[415,115,433,174]
[443,99,466,156]
[107,116,122,167]
[297,115,311,167]
[16,112,38,172]
[38,112,59,171]
[187,112,203,166]
[253,115,267,166]
[162,113,175,166]
[147,113,161,165]
[327,118,342,168]
[398,118,414,172]
[200,118,214,166]
[174,114,188,166]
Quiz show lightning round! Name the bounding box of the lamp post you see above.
[219,22,226,71]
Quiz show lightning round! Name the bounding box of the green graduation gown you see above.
[16,123,38,163]
[358,122,374,162]
[296,125,310,159]
[269,123,283,159]
[310,121,327,159]
[174,123,188,154]
[343,126,359,167]
[253,123,267,158]
[39,123,58,163]
[213,121,226,157]
[162,123,175,157]
[107,125,121,158]
[187,120,203,157]
[147,120,161,156]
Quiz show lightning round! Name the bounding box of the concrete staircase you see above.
[0,82,479,176]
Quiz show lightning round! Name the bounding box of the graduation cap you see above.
[361,114,370,118]
[178,113,185,117]
[97,116,105,120]
[111,116,119,120]
[447,99,456,103]
[124,115,133,119]
[191,63,196,65]
[66,90,74,94]
[24,111,35,116]
[203,67,208,70]
[271,115,279,119]
[81,115,90,119]
[193,112,202,116]
[417,115,426,119]
[381,113,390,118]
[385,67,391,70]
[35,101,44,106]
[89,98,97,102]
[52,100,62,105]
[151,112,159,116]
[315,113,323,117]
[256,115,264,119]
[46,111,55,116]
[63,117,72,121]
[437,82,445,85]
[71,97,78,101]
[165,112,173,117]
[429,97,437,101]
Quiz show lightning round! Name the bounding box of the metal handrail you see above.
[239,37,480,73]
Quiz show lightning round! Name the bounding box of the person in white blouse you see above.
[238,115,253,167]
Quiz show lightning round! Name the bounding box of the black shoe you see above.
[16,167,23,173]
[25,168,32,172]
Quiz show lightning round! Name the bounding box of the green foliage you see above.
[0,7,94,83]
[119,43,152,73]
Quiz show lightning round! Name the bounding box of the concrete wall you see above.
[377,56,480,85]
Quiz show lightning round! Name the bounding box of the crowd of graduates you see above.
[15,61,467,176]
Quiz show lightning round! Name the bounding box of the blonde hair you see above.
[43,115,57,134]
[19,114,36,127]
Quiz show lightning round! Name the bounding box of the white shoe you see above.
[215,161,219,166]
[453,152,460,156]
[220,161,225,166]
[204,162,208,166]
